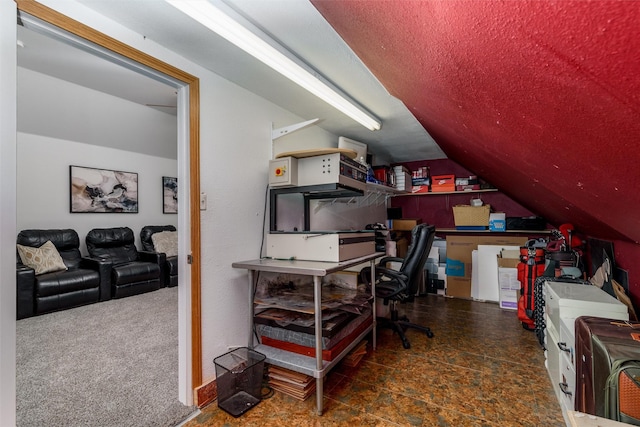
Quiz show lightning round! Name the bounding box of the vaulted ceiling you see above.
[312,0,640,244]
[24,0,640,244]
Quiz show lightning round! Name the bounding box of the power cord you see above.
[257,184,275,400]
[259,184,269,258]
[261,369,274,399]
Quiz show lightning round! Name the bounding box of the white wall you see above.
[17,132,178,254]
[18,67,177,160]
[2,3,385,419]
[25,0,343,385]
[0,0,17,424]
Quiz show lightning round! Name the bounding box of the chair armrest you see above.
[359,265,408,287]
[378,256,404,267]
[138,250,162,265]
[16,265,35,319]
[360,265,409,300]
[82,257,113,302]
[138,251,166,286]
[375,266,409,283]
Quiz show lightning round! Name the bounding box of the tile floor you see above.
[183,294,565,426]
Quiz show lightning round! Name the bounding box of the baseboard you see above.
[194,378,217,408]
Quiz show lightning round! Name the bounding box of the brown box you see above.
[452,205,491,227]
[395,237,408,258]
[445,235,477,279]
[392,218,422,231]
[446,276,473,299]
[445,235,527,298]
[477,236,527,247]
[497,256,520,269]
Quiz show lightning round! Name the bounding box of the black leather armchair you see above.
[16,229,110,319]
[86,227,162,299]
[140,225,178,288]
[360,223,436,349]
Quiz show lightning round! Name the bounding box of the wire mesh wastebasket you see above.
[214,347,266,417]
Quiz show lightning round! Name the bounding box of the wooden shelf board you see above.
[436,228,552,234]
[394,188,499,197]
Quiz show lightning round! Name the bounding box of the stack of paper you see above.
[342,340,368,367]
[267,365,316,401]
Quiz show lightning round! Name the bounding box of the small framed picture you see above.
[163,176,178,214]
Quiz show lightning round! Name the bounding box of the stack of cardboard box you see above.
[445,235,527,299]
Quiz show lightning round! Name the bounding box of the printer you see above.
[266,152,375,262]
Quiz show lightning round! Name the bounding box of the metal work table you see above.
[232,252,383,415]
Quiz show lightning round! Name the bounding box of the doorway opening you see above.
[15,0,202,412]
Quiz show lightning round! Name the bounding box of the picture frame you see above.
[163,176,178,214]
[70,165,138,213]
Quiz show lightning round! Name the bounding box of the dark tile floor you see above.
[183,294,565,426]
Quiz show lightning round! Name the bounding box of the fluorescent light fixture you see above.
[165,0,381,131]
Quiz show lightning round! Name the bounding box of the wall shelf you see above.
[436,228,551,234]
[394,188,499,197]
[314,182,405,207]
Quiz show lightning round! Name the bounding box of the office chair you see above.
[360,223,436,349]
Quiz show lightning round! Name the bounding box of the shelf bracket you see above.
[272,119,320,141]
[361,192,374,204]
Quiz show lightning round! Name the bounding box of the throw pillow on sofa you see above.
[17,240,68,275]
[151,231,178,257]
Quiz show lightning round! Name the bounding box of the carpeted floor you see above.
[16,287,196,427]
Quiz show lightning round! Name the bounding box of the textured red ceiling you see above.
[312,0,640,243]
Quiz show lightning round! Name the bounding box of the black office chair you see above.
[360,223,436,349]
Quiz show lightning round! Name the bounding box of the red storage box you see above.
[431,174,455,192]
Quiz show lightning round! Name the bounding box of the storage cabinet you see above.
[543,281,629,426]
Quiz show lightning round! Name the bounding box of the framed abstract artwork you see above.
[70,165,138,213]
[163,176,178,214]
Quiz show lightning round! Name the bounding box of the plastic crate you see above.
[214,347,266,417]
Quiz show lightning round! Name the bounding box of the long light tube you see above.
[166,0,381,131]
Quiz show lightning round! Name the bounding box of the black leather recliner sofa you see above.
[16,229,110,320]
[140,225,178,288]
[86,227,162,299]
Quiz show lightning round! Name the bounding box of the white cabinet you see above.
[544,280,629,427]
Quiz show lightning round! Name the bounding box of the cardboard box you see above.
[455,184,481,191]
[489,212,507,232]
[446,235,527,299]
[453,205,491,227]
[411,185,430,194]
[431,174,455,192]
[445,236,477,278]
[395,237,408,258]
[497,256,520,269]
[476,235,527,247]
[392,218,422,231]
[438,265,447,296]
[497,252,521,310]
[432,174,454,185]
[446,276,473,299]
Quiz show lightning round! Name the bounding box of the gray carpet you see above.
[16,287,196,427]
